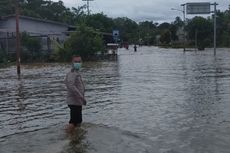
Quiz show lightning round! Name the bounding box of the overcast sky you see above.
[55,0,229,23]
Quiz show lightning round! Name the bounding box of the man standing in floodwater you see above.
[64,55,86,132]
[134,45,137,52]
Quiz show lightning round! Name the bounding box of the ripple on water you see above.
[1,48,230,153]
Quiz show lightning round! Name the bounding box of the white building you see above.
[0,15,75,53]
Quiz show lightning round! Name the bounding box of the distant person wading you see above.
[64,55,86,132]
[134,45,137,52]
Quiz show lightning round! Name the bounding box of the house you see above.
[0,15,74,54]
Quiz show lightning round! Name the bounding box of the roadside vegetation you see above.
[0,0,230,63]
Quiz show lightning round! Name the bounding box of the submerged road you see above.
[0,47,230,153]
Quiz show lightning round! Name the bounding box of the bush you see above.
[61,24,105,61]
[21,32,42,62]
[0,49,7,63]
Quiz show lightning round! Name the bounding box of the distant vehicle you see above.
[106,43,119,55]
[123,42,129,50]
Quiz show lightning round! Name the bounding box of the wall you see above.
[0,16,70,53]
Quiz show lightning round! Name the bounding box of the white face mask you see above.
[73,63,81,70]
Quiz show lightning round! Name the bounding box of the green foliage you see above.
[84,13,114,32]
[23,0,76,24]
[72,5,87,25]
[113,17,138,43]
[160,30,171,45]
[173,17,184,27]
[0,0,15,16]
[157,22,179,45]
[21,32,42,61]
[186,16,213,48]
[0,0,78,25]
[220,31,230,47]
[21,32,41,52]
[0,49,7,63]
[1,0,230,62]
[138,21,157,45]
[158,22,171,31]
[169,25,178,41]
[216,10,230,47]
[50,39,69,62]
[53,25,104,61]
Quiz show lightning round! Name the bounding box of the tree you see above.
[113,17,138,43]
[53,24,104,61]
[72,5,87,25]
[0,0,25,16]
[138,21,157,45]
[216,10,230,47]
[0,49,7,63]
[158,22,171,31]
[157,22,174,45]
[84,13,114,33]
[169,24,178,41]
[21,32,42,61]
[186,16,212,49]
[160,30,171,45]
[173,16,184,27]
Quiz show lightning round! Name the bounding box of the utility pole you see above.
[212,2,218,56]
[195,29,198,51]
[82,0,94,15]
[171,4,186,52]
[15,0,21,77]
[181,4,186,52]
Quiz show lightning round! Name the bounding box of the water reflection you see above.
[175,51,230,153]
[16,80,26,111]
[1,48,230,153]
[63,128,88,153]
[14,80,26,131]
[183,53,226,123]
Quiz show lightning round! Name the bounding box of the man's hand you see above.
[82,97,87,105]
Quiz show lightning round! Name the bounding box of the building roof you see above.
[1,15,75,28]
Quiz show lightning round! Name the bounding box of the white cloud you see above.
[56,0,229,22]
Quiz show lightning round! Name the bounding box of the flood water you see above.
[1,47,230,153]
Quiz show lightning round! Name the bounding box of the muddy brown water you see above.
[1,47,230,153]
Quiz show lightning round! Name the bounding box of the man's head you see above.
[72,55,82,70]
[72,55,82,63]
